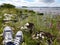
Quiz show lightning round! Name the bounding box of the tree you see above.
[37,13,44,15]
[0,3,15,8]
[22,6,27,8]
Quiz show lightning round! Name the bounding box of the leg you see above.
[6,42,15,45]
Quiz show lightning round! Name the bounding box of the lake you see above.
[22,7,60,15]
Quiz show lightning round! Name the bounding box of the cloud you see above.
[0,0,60,7]
[39,0,55,3]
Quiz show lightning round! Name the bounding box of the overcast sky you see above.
[0,0,60,7]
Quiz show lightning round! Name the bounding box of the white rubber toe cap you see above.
[4,26,11,31]
[16,31,23,36]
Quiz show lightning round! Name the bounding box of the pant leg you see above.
[5,42,15,45]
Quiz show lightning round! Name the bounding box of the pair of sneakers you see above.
[3,26,23,45]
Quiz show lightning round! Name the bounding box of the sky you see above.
[0,0,60,7]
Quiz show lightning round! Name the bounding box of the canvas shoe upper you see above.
[14,31,23,45]
[3,26,13,44]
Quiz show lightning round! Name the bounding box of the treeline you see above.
[0,3,15,8]
[0,3,44,16]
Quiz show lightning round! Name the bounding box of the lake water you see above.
[22,7,60,15]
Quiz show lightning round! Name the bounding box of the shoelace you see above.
[14,36,22,45]
[4,32,12,44]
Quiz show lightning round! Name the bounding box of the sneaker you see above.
[3,26,13,45]
[14,31,23,45]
